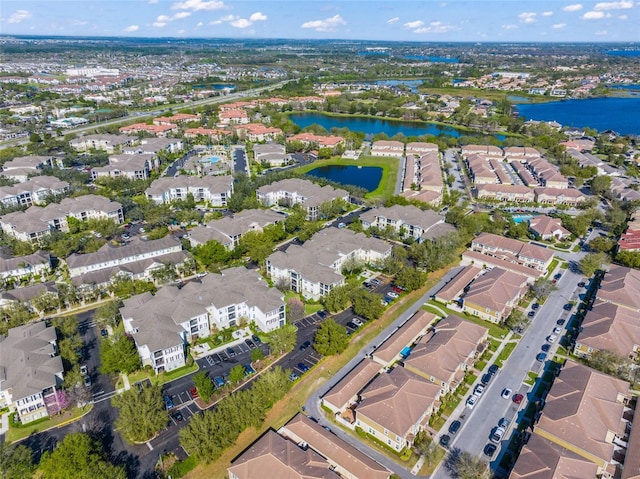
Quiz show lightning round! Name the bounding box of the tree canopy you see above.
[314,319,349,356]
[111,382,168,443]
[100,332,142,375]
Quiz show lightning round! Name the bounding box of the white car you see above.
[547,334,558,343]
[553,327,562,334]
[473,384,485,397]
[491,427,505,443]
[466,395,478,409]
[352,318,364,327]
[501,388,512,399]
[386,291,399,299]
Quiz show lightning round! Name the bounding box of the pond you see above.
[305,165,383,192]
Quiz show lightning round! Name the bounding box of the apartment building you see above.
[69,133,132,153]
[235,123,283,142]
[405,142,438,156]
[0,176,70,208]
[533,187,586,206]
[470,232,554,272]
[184,127,232,142]
[145,175,233,206]
[1,155,62,183]
[92,153,158,180]
[475,184,535,203]
[119,123,177,137]
[0,250,50,281]
[253,143,288,167]
[287,132,345,150]
[360,205,447,242]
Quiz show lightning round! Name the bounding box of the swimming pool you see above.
[512,214,536,224]
[199,156,221,164]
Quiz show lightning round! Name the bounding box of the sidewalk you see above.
[0,412,9,436]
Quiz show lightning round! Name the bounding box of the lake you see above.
[305,165,382,192]
[291,113,463,138]
[516,97,640,135]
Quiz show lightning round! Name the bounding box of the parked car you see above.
[226,347,236,358]
[84,375,91,387]
[553,327,562,334]
[300,340,311,350]
[466,395,478,409]
[352,318,364,327]
[473,384,485,397]
[392,286,404,294]
[439,434,451,448]
[172,411,184,422]
[386,292,399,299]
[370,278,381,286]
[289,372,299,382]
[501,388,512,399]
[532,303,539,310]
[80,365,88,375]
[578,282,586,288]
[297,362,310,373]
[252,334,262,344]
[498,417,510,429]
[536,352,548,362]
[449,420,461,435]
[245,338,256,349]
[189,387,199,399]
[481,373,493,385]
[213,376,225,388]
[346,322,359,330]
[528,310,535,318]
[164,395,174,410]
[490,427,505,443]
[556,319,566,326]
[488,364,499,375]
[100,328,108,338]
[546,335,558,343]
[513,393,524,405]
[563,303,573,311]
[244,364,256,375]
[483,443,497,457]
[317,310,328,319]
[541,343,551,352]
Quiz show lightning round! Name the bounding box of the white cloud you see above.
[414,21,459,33]
[171,0,225,11]
[249,12,267,22]
[502,24,518,30]
[596,29,608,35]
[619,14,628,19]
[124,25,139,32]
[594,1,633,10]
[301,14,346,32]
[156,15,171,22]
[71,20,89,26]
[387,17,400,24]
[404,20,425,29]
[542,11,554,16]
[196,21,203,27]
[563,4,583,11]
[219,14,234,21]
[552,23,567,28]
[172,11,192,20]
[8,10,32,24]
[583,10,607,19]
[230,18,251,28]
[152,21,167,27]
[518,12,537,23]
[148,0,158,3]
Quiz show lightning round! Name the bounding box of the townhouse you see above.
[234,123,283,142]
[253,143,288,167]
[0,176,70,208]
[256,178,349,221]
[152,113,200,125]
[119,123,177,137]
[533,187,586,206]
[218,109,249,126]
[460,144,503,159]
[415,151,444,193]
[228,429,340,479]
[1,155,62,183]
[461,249,545,283]
[355,366,441,451]
[465,154,498,185]
[510,160,537,186]
[434,265,482,304]
[0,195,124,243]
[287,132,345,150]
[322,358,383,415]
[69,133,132,153]
[519,361,634,478]
[66,236,184,278]
[0,250,51,282]
[470,232,554,272]
[184,127,232,142]
[474,184,535,203]
[405,142,438,156]
[121,267,285,374]
[526,157,569,189]
[279,414,391,479]
[372,310,438,367]
[189,209,285,250]
[360,204,448,242]
[266,228,391,300]
[461,267,529,322]
[403,314,488,394]
[0,322,64,424]
[145,175,233,206]
[370,140,404,158]
[529,215,571,241]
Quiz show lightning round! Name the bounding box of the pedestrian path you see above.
[0,412,9,436]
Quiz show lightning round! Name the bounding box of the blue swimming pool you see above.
[200,156,221,164]
[512,214,535,224]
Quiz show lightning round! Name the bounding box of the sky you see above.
[1,0,639,43]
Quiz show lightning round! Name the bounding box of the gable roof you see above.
[577,299,640,358]
[322,358,381,411]
[529,215,571,237]
[373,310,436,365]
[598,265,640,311]
[463,267,528,314]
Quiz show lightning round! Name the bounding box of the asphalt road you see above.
[232,146,249,175]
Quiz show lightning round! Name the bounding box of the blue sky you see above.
[1,0,639,42]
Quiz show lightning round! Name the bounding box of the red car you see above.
[513,393,524,405]
[392,286,405,294]
[189,387,199,399]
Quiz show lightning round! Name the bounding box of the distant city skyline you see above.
[1,0,640,43]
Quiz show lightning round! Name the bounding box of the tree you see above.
[352,289,385,321]
[314,319,349,356]
[112,382,168,443]
[100,332,142,374]
[192,371,215,402]
[503,309,528,331]
[587,349,631,379]
[266,323,297,355]
[0,442,34,479]
[590,175,612,197]
[38,432,126,479]
[94,300,122,330]
[229,364,246,385]
[287,297,305,322]
[529,278,558,301]
[446,449,489,479]
[321,283,355,312]
[588,236,616,253]
[395,266,427,292]
[251,347,264,363]
[579,252,608,277]
[237,230,274,265]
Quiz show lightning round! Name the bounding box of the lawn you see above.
[418,446,447,476]
[496,342,517,367]
[6,404,93,443]
[292,155,400,199]
[118,363,200,390]
[422,301,509,339]
[524,371,538,386]
[184,261,458,479]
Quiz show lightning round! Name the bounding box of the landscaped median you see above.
[6,403,93,444]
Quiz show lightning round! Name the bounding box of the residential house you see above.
[228,429,339,479]
[0,250,50,282]
[529,215,571,241]
[460,145,503,158]
[124,137,183,155]
[434,265,482,304]
[189,209,285,250]
[404,314,488,394]
[405,142,438,156]
[360,205,448,242]
[0,282,59,309]
[121,267,285,374]
[0,176,70,208]
[0,322,64,424]
[355,367,441,451]
[0,195,123,243]
[279,414,391,479]
[598,265,640,311]
[371,140,404,158]
[253,143,288,167]
[69,133,132,153]
[322,358,382,415]
[474,184,535,203]
[462,267,528,322]
[145,175,233,206]
[574,300,640,360]
[256,178,349,221]
[372,310,437,367]
[532,361,632,478]
[510,433,599,479]
[470,232,554,272]
[266,228,391,300]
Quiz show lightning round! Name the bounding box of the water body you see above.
[374,79,423,93]
[606,50,640,57]
[291,113,462,138]
[516,97,640,135]
[305,165,383,192]
[507,95,532,103]
[610,84,640,92]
